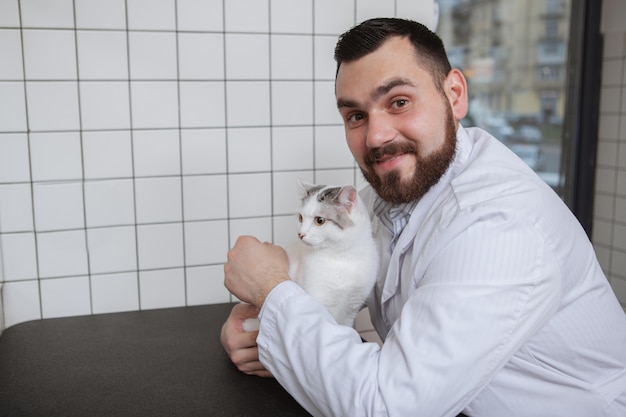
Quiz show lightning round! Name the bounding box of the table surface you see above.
[0,303,311,417]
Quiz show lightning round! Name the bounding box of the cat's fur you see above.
[243,180,379,331]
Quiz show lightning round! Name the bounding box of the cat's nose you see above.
[298,233,305,240]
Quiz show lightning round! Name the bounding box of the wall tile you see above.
[26,81,80,131]
[87,226,137,274]
[228,173,272,218]
[592,219,614,247]
[135,177,183,224]
[314,35,339,80]
[224,0,269,33]
[272,126,314,171]
[613,223,626,251]
[611,252,626,278]
[273,214,299,247]
[82,131,133,180]
[84,179,136,227]
[130,81,179,129]
[315,80,343,124]
[356,0,395,23]
[178,33,224,80]
[0,0,20,27]
[40,276,91,319]
[37,230,89,278]
[127,0,176,31]
[0,134,30,183]
[271,35,313,79]
[0,82,27,132]
[0,29,24,79]
[33,182,84,232]
[91,272,140,314]
[76,31,128,79]
[184,220,229,265]
[593,193,615,220]
[2,280,41,328]
[602,30,625,59]
[271,81,314,126]
[75,0,127,30]
[186,265,231,305]
[273,170,309,215]
[617,170,626,195]
[177,0,223,32]
[314,0,355,35]
[227,127,271,173]
[29,132,82,182]
[182,175,228,221]
[615,197,626,223]
[80,81,131,130]
[136,223,184,270]
[594,167,617,194]
[22,29,77,80]
[180,129,227,175]
[315,168,356,186]
[0,233,38,281]
[601,59,623,86]
[139,268,185,310]
[20,0,74,29]
[315,125,355,169]
[128,32,177,80]
[229,216,273,244]
[179,81,226,128]
[0,184,33,233]
[270,0,312,34]
[596,139,619,167]
[226,81,270,126]
[225,34,270,80]
[133,129,181,177]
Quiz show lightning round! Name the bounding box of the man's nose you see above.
[365,112,396,149]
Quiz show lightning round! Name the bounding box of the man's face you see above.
[335,36,458,204]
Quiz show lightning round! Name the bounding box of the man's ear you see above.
[444,68,469,120]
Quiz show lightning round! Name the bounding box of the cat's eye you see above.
[314,217,326,226]
[298,214,303,223]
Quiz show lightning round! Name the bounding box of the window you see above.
[437,0,572,194]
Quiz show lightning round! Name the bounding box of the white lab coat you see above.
[257,126,626,417]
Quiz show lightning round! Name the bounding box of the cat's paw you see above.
[242,317,260,332]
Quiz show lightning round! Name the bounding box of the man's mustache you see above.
[365,141,418,166]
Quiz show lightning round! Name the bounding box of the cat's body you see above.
[243,181,379,331]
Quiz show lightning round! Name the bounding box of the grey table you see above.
[0,303,310,416]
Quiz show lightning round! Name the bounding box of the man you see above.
[221,18,626,417]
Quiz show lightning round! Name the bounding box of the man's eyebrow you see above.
[337,98,358,109]
[336,78,415,109]
[372,78,414,101]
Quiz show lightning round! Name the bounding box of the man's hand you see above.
[224,235,290,308]
[220,303,272,378]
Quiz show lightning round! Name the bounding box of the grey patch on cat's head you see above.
[315,186,357,229]
[297,179,325,203]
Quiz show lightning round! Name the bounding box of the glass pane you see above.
[436,0,571,194]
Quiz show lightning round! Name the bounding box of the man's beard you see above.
[360,105,457,205]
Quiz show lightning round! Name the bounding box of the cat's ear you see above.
[338,185,358,213]
[297,178,316,195]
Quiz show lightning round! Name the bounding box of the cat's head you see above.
[295,180,364,248]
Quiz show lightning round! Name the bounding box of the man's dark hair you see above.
[334,18,452,92]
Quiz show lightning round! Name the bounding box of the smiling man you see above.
[221,18,626,417]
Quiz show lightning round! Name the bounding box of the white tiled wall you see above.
[0,0,430,330]
[595,0,626,310]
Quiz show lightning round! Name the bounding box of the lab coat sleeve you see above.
[256,210,561,417]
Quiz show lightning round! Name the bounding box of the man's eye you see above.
[347,113,364,123]
[314,217,326,226]
[392,99,408,109]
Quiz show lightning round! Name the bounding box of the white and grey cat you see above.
[243,180,379,330]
